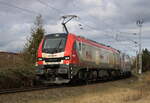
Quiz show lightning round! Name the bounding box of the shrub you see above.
[0,66,35,89]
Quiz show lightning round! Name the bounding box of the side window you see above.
[76,41,82,51]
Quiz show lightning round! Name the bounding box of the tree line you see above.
[142,48,150,71]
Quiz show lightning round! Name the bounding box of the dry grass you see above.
[1,71,150,103]
[0,53,36,89]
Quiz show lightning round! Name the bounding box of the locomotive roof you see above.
[44,33,120,53]
[45,33,68,38]
[77,35,120,53]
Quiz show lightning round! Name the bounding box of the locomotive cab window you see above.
[42,34,67,53]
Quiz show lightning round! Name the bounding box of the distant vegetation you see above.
[0,52,22,68]
[132,48,150,72]
[142,48,150,71]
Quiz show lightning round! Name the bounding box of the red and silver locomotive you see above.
[36,33,131,84]
[36,15,131,84]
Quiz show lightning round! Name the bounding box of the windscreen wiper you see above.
[55,39,63,53]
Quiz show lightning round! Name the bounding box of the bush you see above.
[0,66,35,89]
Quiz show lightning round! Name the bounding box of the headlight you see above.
[64,56,70,60]
[38,58,43,61]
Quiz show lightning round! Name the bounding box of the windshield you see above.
[43,37,67,53]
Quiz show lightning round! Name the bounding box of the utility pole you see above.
[136,50,138,73]
[136,19,144,74]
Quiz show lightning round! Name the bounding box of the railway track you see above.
[0,85,66,95]
[0,74,133,95]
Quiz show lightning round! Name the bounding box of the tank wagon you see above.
[36,33,131,84]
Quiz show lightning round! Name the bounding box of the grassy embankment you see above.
[0,53,35,89]
[0,71,150,103]
[0,52,150,103]
[0,67,35,89]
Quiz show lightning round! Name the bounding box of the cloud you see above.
[0,23,32,52]
[0,0,150,56]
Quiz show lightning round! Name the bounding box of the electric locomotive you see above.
[36,33,131,84]
[36,15,131,84]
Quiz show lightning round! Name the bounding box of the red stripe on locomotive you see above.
[63,33,79,64]
[37,39,44,65]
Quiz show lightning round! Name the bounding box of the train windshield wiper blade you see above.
[43,48,52,53]
[55,39,63,52]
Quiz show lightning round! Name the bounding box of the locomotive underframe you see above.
[36,63,131,84]
[36,64,71,84]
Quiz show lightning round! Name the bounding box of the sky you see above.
[0,0,150,56]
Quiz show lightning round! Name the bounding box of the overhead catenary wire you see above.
[0,0,139,57]
[0,0,135,37]
[78,19,139,51]
[36,0,135,39]
[115,33,138,44]
[0,1,39,15]
[0,0,135,43]
[36,0,118,35]
[0,0,136,48]
[89,15,136,36]
[36,0,65,14]
[78,19,115,39]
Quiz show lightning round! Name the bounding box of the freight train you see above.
[36,33,131,84]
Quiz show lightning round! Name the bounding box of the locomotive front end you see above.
[36,33,71,84]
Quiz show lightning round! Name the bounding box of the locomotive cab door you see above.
[71,41,79,64]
